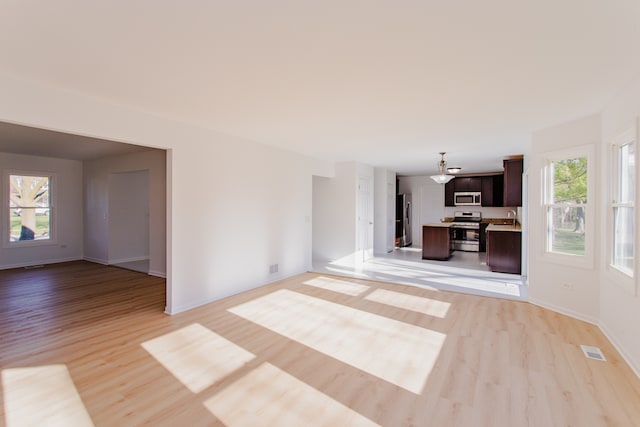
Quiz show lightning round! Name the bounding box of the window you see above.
[8,174,52,243]
[543,146,593,265]
[611,132,635,277]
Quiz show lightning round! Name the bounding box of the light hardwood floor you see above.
[1,261,639,426]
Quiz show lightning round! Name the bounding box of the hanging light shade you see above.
[430,152,455,184]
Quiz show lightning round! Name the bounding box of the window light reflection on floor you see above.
[204,362,380,427]
[427,276,521,296]
[302,276,370,296]
[228,289,446,394]
[141,323,255,393]
[2,365,94,427]
[364,288,451,318]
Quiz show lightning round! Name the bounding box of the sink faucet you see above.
[507,210,517,226]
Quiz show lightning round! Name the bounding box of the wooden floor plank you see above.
[1,261,639,426]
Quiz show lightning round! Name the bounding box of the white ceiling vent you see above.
[580,345,606,362]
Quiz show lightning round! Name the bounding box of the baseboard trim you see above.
[528,297,599,326]
[529,297,639,380]
[598,321,640,379]
[149,270,166,278]
[83,257,108,265]
[0,256,83,270]
[108,256,149,265]
[166,270,305,315]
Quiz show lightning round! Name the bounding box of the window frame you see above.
[541,144,595,269]
[607,125,637,293]
[4,170,57,248]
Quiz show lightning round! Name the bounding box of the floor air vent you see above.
[580,345,606,362]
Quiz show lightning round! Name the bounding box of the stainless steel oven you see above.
[450,211,481,252]
[451,226,480,251]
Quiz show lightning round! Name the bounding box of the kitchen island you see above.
[422,223,452,260]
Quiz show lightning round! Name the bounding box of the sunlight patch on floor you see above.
[396,247,422,252]
[328,253,362,267]
[427,276,521,296]
[313,250,526,300]
[2,365,94,427]
[204,362,380,427]
[369,258,479,277]
[228,290,446,394]
[141,323,255,393]
[364,288,451,318]
[325,265,372,279]
[302,276,370,296]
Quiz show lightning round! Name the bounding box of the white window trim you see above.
[607,124,637,294]
[540,144,595,269]
[3,169,57,248]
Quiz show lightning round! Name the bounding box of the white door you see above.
[358,176,373,262]
[387,181,395,252]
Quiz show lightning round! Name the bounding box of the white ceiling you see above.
[1,1,639,175]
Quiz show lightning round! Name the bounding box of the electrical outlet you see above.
[561,282,573,290]
[269,264,279,274]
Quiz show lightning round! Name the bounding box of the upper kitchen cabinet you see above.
[454,177,482,192]
[445,180,455,206]
[443,156,522,207]
[481,174,503,207]
[444,176,482,206]
[503,157,523,206]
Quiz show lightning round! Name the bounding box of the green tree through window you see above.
[9,174,51,242]
[553,158,587,204]
[546,157,587,255]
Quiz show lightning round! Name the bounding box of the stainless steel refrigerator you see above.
[396,193,412,247]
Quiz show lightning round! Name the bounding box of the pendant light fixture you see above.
[430,152,455,184]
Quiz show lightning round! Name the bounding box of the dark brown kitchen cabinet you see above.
[444,176,482,206]
[444,180,455,206]
[422,226,452,260]
[486,230,521,274]
[454,177,482,192]
[444,172,514,207]
[481,174,503,207]
[479,222,489,252]
[503,158,523,207]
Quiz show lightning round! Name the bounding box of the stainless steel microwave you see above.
[454,192,481,206]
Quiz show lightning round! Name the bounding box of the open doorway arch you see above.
[0,120,171,312]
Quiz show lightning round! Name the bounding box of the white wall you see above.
[84,150,166,277]
[312,162,374,263]
[0,72,332,314]
[312,173,353,262]
[108,170,149,264]
[398,175,513,247]
[374,167,396,254]
[528,114,601,322]
[0,152,83,269]
[600,76,640,375]
[312,162,357,262]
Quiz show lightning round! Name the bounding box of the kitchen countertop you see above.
[423,220,521,230]
[486,223,522,232]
